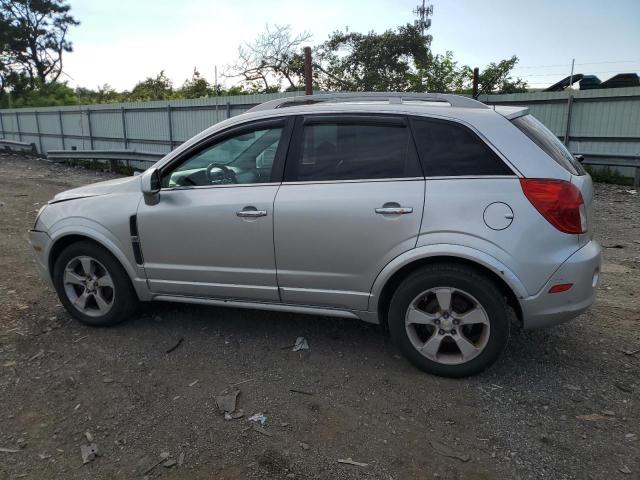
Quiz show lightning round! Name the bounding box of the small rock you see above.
[163,459,177,468]
[178,452,185,466]
[80,444,99,464]
[85,431,93,442]
[102,378,114,384]
[216,389,240,414]
[292,336,309,352]
[625,433,637,441]
[299,442,310,450]
[16,438,27,449]
[615,382,633,393]
[602,410,616,417]
[429,439,470,462]
[619,464,632,475]
[160,451,171,459]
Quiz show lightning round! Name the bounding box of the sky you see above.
[63,0,640,91]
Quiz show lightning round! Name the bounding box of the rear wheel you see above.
[53,241,137,326]
[388,264,510,377]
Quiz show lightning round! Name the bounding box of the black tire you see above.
[53,240,138,326]
[388,264,510,378]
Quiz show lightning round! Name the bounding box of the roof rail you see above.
[246,92,488,113]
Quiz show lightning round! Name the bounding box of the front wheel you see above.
[53,241,138,326]
[388,264,510,378]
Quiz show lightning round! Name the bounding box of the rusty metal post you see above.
[304,46,312,95]
[564,94,574,146]
[472,67,479,98]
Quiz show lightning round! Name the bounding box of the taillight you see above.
[520,179,586,234]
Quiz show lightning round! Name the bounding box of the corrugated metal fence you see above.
[0,87,638,174]
[0,91,307,157]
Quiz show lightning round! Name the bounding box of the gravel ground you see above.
[0,153,638,480]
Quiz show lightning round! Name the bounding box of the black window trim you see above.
[283,113,425,183]
[159,116,295,189]
[408,114,522,178]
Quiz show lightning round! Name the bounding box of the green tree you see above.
[419,51,467,93]
[75,84,120,104]
[176,68,213,98]
[0,0,78,91]
[472,56,527,95]
[0,77,77,108]
[315,24,429,92]
[128,70,173,101]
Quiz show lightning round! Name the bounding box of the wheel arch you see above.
[372,250,525,329]
[46,228,150,301]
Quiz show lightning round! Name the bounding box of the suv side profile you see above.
[29,93,601,377]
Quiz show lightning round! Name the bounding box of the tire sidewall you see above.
[53,241,136,326]
[388,267,510,378]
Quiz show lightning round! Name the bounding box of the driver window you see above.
[162,126,283,188]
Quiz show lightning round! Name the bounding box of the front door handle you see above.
[236,208,267,218]
[375,206,413,215]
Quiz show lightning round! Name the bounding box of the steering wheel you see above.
[206,164,238,184]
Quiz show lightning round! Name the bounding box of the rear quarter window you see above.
[410,117,514,177]
[511,114,586,176]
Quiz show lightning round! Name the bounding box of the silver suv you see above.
[29,93,601,377]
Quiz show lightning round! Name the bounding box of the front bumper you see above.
[28,229,53,288]
[520,240,601,329]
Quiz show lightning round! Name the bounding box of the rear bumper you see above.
[28,229,54,288]
[520,240,601,329]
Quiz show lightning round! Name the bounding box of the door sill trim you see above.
[152,294,363,320]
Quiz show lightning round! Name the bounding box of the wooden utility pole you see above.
[472,67,479,98]
[304,47,312,95]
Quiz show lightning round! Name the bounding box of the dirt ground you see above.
[0,153,638,480]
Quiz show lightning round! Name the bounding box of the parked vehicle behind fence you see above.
[29,93,601,377]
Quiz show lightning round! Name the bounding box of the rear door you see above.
[273,114,425,311]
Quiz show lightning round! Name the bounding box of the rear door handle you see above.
[375,206,413,215]
[236,208,267,218]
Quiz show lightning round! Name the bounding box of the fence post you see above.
[564,95,574,146]
[35,111,43,154]
[16,112,21,141]
[86,109,94,149]
[0,112,4,138]
[304,46,312,95]
[167,104,174,150]
[58,111,65,149]
[121,107,128,149]
[226,102,231,119]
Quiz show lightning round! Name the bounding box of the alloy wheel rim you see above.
[405,287,490,365]
[63,256,115,317]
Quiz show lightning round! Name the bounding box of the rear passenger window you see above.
[288,120,422,182]
[411,118,514,177]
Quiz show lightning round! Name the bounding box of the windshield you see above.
[512,114,585,175]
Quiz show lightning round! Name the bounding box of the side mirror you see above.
[574,154,584,164]
[141,168,161,205]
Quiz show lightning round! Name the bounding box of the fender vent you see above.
[129,215,144,265]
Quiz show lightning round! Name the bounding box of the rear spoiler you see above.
[491,105,529,120]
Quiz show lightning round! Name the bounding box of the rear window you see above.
[512,114,585,175]
[289,121,422,182]
[411,118,514,177]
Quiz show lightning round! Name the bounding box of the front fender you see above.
[368,244,528,312]
[46,218,151,301]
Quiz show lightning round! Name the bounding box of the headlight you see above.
[33,204,48,230]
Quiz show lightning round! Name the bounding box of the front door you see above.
[274,115,425,311]
[137,118,291,301]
